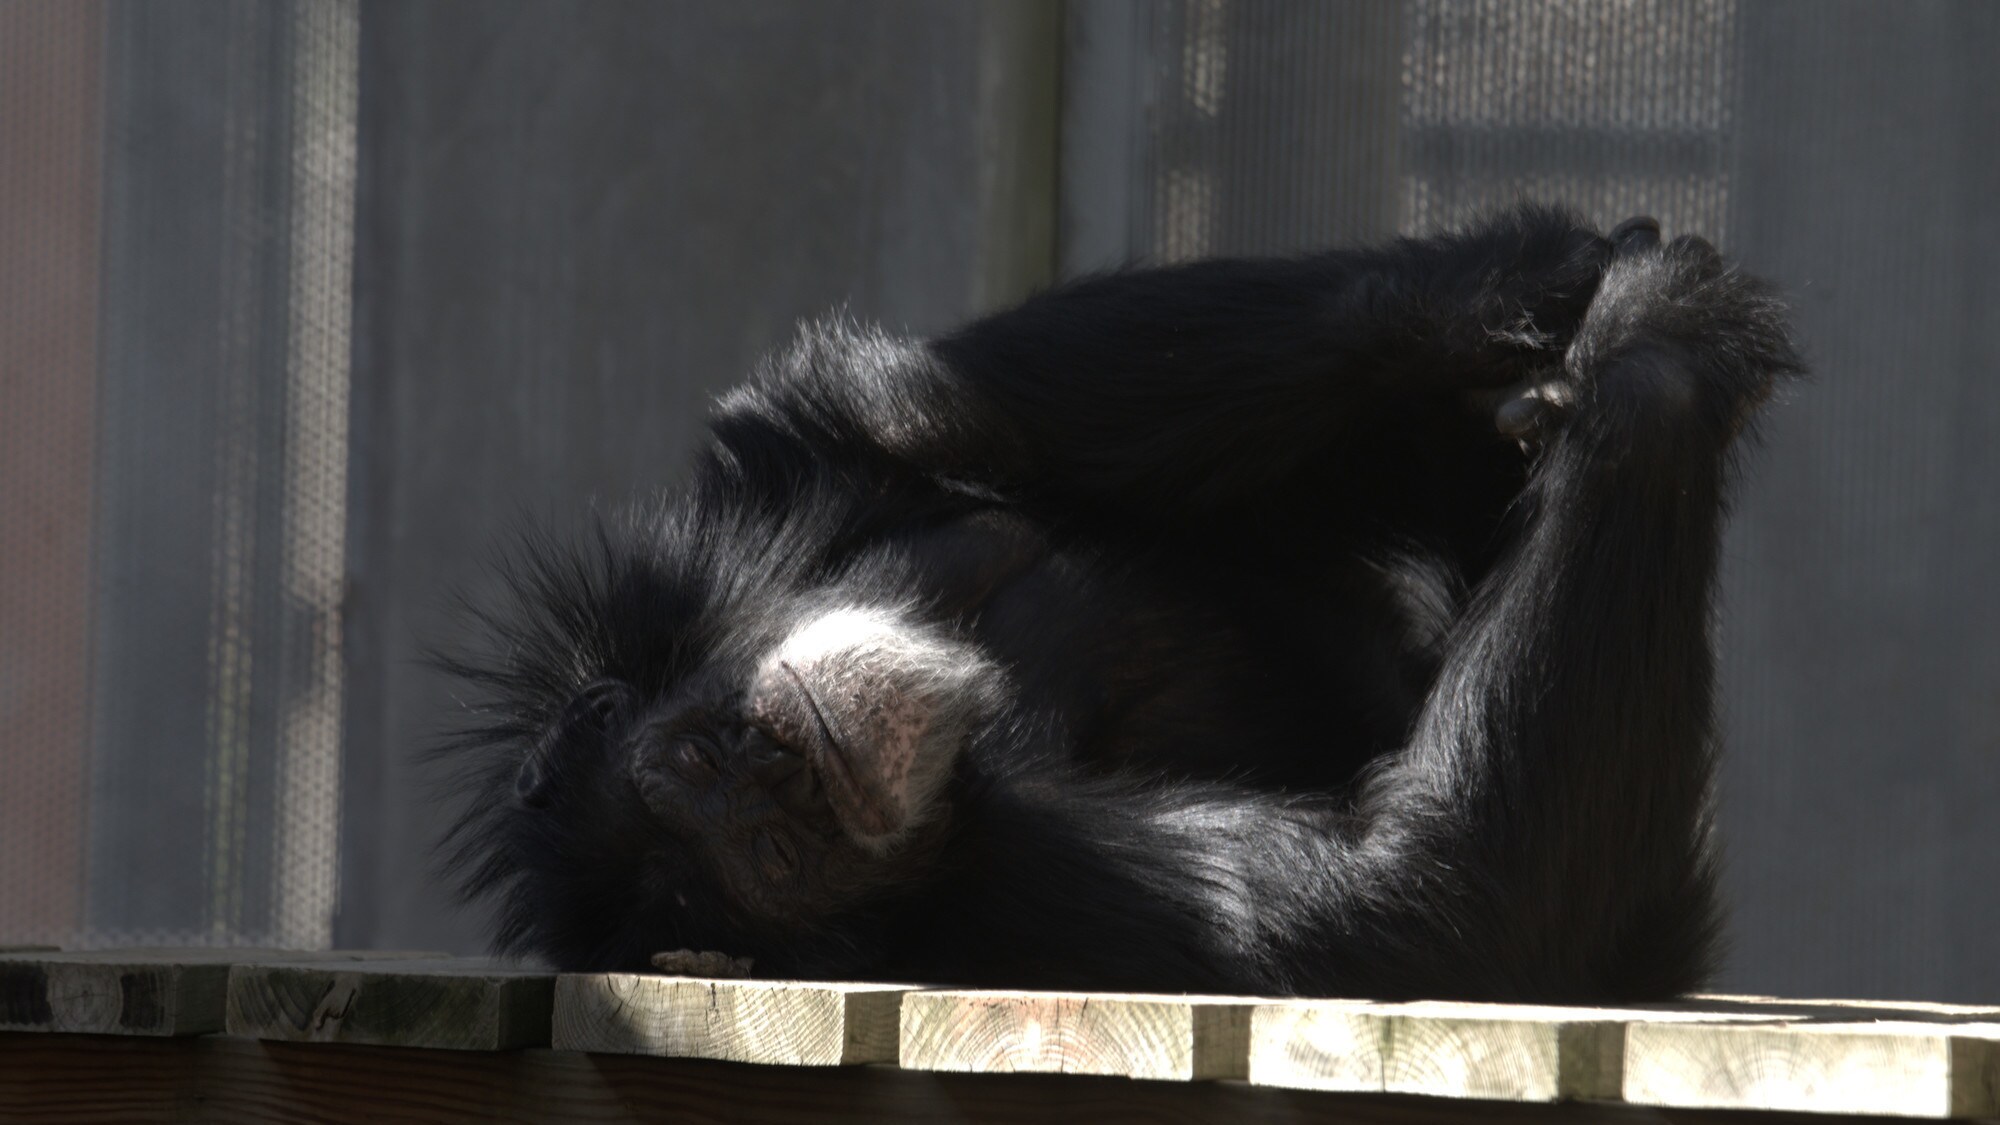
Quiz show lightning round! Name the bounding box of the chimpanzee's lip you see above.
[776,661,897,837]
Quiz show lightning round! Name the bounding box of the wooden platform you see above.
[0,948,1993,1122]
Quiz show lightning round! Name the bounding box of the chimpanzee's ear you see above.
[515,678,638,809]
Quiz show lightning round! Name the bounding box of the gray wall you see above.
[1721,1,2000,1001]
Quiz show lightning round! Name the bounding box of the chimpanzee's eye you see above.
[669,737,722,785]
[740,726,798,772]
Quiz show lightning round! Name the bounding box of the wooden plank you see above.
[552,974,907,1065]
[1623,1019,2000,1118]
[227,957,553,1051]
[1249,999,1800,1103]
[898,989,1254,1081]
[1,1030,1787,1125]
[1250,1000,1619,1102]
[0,948,434,1036]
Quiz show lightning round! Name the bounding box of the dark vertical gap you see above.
[333,0,400,951]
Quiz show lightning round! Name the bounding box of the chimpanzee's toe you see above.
[1493,378,1575,444]
[1494,393,1547,439]
[1610,215,1662,255]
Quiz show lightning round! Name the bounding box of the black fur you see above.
[436,206,1800,1002]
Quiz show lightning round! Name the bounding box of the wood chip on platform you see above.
[1622,1018,2000,1119]
[898,990,1255,1081]
[226,957,554,1051]
[0,949,435,1037]
[552,974,909,1066]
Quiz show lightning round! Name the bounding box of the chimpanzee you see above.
[436,207,1800,1002]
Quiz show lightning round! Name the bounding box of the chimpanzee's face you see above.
[497,590,1003,970]
[623,605,997,907]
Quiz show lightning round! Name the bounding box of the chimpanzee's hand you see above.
[1412,207,1613,390]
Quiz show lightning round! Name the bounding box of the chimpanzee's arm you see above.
[735,206,1608,512]
[903,232,1799,1001]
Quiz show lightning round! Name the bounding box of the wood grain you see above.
[1249,999,1808,1102]
[227,957,553,1050]
[551,973,907,1065]
[1623,1019,2000,1118]
[899,989,1254,1080]
[1250,1000,1621,1101]
[0,948,434,1036]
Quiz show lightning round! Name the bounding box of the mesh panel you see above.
[0,0,102,948]
[0,0,356,950]
[1129,0,1738,254]
[1128,0,1407,259]
[1397,0,1737,238]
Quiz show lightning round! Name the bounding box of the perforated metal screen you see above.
[0,0,356,950]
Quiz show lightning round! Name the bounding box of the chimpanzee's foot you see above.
[1490,215,1693,446]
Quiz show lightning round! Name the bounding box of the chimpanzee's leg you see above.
[1337,226,1801,996]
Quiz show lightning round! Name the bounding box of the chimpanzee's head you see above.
[436,466,1014,972]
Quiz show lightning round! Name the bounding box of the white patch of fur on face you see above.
[769,607,993,696]
[771,607,914,671]
[756,605,1003,850]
